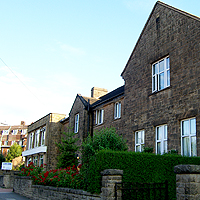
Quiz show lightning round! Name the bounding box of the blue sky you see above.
[0,0,199,125]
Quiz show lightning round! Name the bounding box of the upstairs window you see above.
[74,114,79,133]
[156,125,167,154]
[34,130,40,147]
[96,109,104,125]
[114,102,121,119]
[40,127,46,146]
[135,130,145,152]
[12,130,18,135]
[152,57,170,92]
[181,118,196,157]
[29,132,34,149]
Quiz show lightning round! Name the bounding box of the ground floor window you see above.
[33,156,38,166]
[27,157,32,165]
[156,125,167,154]
[181,118,196,156]
[39,155,44,166]
[135,130,144,152]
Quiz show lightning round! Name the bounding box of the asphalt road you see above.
[0,188,31,200]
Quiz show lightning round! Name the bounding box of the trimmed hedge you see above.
[84,150,200,199]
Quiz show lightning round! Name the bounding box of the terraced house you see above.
[67,1,200,157]
[23,2,200,169]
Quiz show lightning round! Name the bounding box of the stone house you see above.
[121,1,200,155]
[66,1,200,157]
[22,113,65,170]
[0,121,28,157]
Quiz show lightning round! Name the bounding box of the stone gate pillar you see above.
[100,169,123,200]
[174,165,200,200]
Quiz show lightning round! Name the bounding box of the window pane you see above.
[159,60,164,72]
[182,137,189,156]
[136,132,138,144]
[157,127,161,140]
[166,57,170,69]
[191,136,197,156]
[157,142,161,154]
[190,118,196,135]
[153,76,156,91]
[159,72,164,90]
[118,103,121,118]
[167,70,170,86]
[136,145,140,152]
[153,64,158,75]
[182,120,189,136]
[164,126,167,140]
[141,131,144,144]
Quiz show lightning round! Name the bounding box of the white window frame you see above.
[11,140,15,145]
[40,127,46,146]
[135,130,145,152]
[34,130,40,147]
[114,102,121,119]
[155,125,168,154]
[152,56,170,92]
[181,118,197,157]
[96,109,104,125]
[27,157,32,165]
[74,114,79,133]
[29,132,34,149]
[2,130,9,135]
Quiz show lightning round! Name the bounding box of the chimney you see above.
[91,87,108,98]
[21,121,25,126]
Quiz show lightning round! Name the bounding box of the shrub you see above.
[82,127,128,163]
[19,162,83,189]
[84,150,200,199]
[0,153,5,166]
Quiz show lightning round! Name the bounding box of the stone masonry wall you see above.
[13,169,123,200]
[93,96,124,137]
[121,3,200,153]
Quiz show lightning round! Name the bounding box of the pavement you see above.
[0,187,31,200]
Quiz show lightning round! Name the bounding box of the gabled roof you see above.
[91,85,124,108]
[121,1,200,77]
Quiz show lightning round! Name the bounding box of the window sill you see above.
[149,86,171,97]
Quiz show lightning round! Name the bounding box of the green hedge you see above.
[83,150,200,199]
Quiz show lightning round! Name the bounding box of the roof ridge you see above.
[157,1,200,21]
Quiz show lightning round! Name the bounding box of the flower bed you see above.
[19,162,83,189]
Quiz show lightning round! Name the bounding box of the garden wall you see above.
[13,169,123,200]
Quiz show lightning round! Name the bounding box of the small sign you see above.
[1,162,12,170]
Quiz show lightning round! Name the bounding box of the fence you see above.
[115,181,168,200]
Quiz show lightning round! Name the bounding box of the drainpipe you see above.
[87,99,90,138]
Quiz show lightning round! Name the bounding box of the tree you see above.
[56,129,79,168]
[0,153,5,166]
[6,143,22,162]
[82,127,128,163]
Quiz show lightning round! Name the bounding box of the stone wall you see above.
[13,169,123,200]
[174,165,200,200]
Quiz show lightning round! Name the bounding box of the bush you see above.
[6,143,22,162]
[82,127,128,163]
[19,162,83,189]
[84,150,200,199]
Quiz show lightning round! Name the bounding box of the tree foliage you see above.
[56,129,79,168]
[82,127,128,163]
[6,143,22,162]
[0,153,5,166]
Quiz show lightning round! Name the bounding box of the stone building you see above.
[0,121,28,157]
[67,1,200,157]
[121,1,200,155]
[22,113,65,170]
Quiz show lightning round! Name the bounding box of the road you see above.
[0,187,31,200]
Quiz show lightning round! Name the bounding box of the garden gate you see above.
[115,180,168,200]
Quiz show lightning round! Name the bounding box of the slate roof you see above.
[91,85,124,108]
